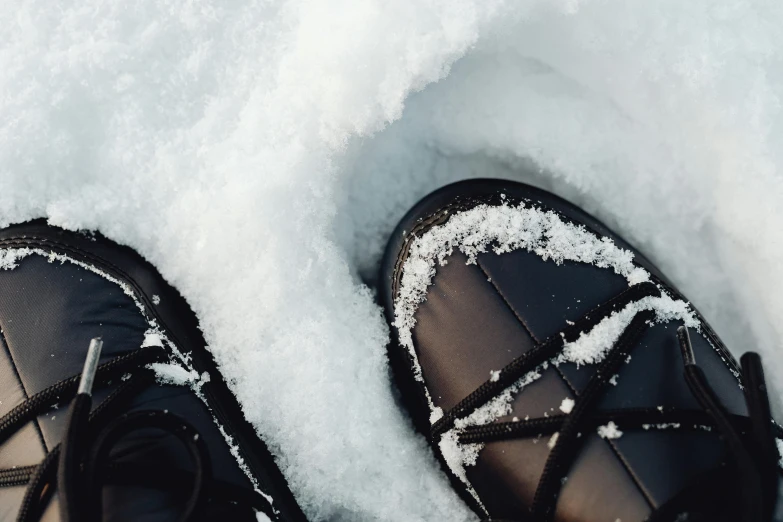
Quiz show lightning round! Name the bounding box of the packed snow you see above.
[3,1,783,521]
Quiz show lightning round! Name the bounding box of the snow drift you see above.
[2,1,783,520]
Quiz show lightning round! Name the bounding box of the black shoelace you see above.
[431,282,781,522]
[0,339,270,522]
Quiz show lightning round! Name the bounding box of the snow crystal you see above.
[455,367,544,430]
[777,439,783,469]
[4,1,782,519]
[152,294,161,305]
[149,362,199,387]
[489,370,501,382]
[217,423,276,514]
[0,248,32,270]
[142,330,165,349]
[597,422,623,440]
[642,423,681,431]
[150,362,210,392]
[444,364,544,502]
[438,430,486,514]
[559,398,575,414]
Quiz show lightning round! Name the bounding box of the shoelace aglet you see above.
[59,337,103,522]
[77,337,103,396]
[677,325,696,366]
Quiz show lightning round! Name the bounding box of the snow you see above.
[0,248,32,270]
[3,1,783,521]
[597,422,623,440]
[547,432,560,449]
[456,367,544,430]
[149,362,199,386]
[777,439,783,469]
[642,423,682,431]
[149,361,211,390]
[141,330,165,349]
[559,294,698,367]
[438,430,486,512]
[216,423,278,516]
[559,398,575,414]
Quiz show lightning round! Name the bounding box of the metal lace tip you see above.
[77,337,104,396]
[677,326,696,366]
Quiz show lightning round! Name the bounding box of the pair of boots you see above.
[0,180,778,521]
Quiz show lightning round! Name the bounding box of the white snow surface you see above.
[3,2,783,521]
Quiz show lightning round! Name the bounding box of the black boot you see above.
[0,220,307,522]
[380,179,780,522]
